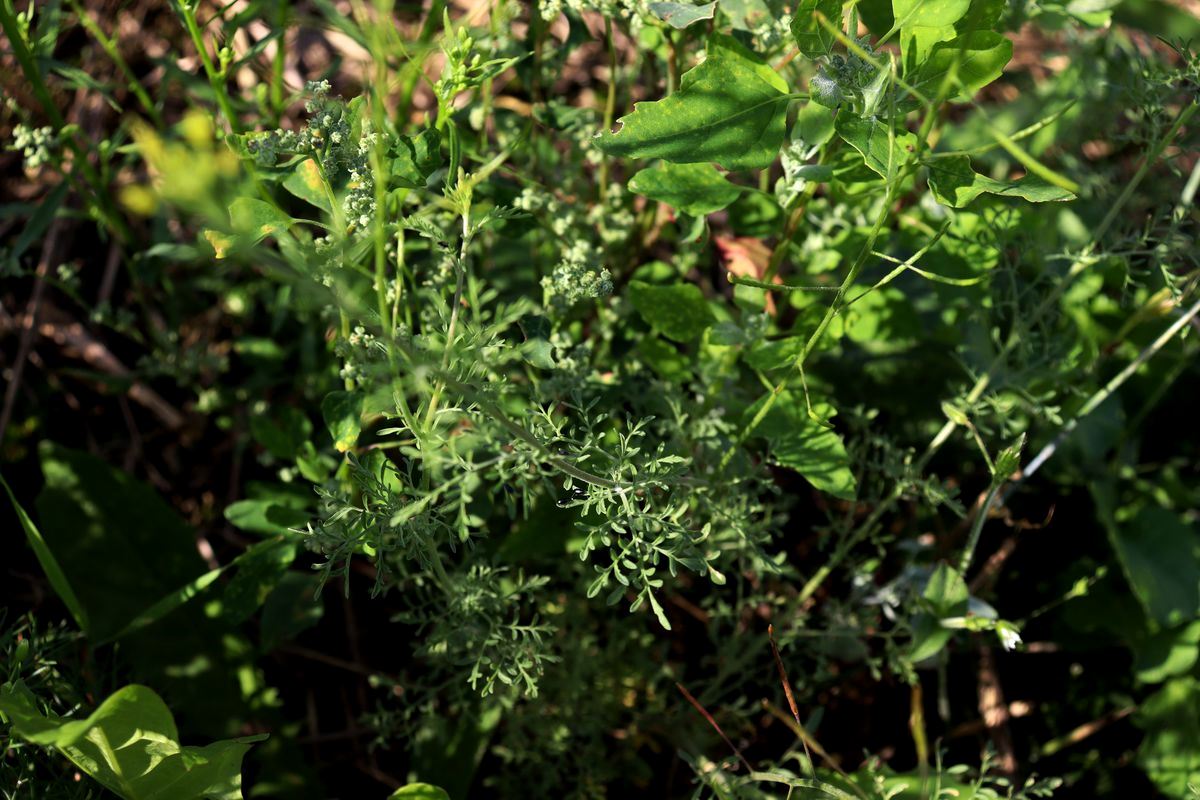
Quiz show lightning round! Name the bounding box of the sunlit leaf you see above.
[0,682,266,800]
[926,154,1074,207]
[746,393,857,500]
[648,1,717,28]
[791,0,844,59]
[596,34,791,171]
[835,116,918,179]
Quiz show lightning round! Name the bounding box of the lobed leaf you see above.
[790,0,844,59]
[746,393,857,500]
[835,116,918,179]
[595,34,791,171]
[926,153,1074,207]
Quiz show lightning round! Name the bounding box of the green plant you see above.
[3,0,1200,797]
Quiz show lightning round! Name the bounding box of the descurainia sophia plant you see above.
[6,0,1200,795]
[216,0,1077,702]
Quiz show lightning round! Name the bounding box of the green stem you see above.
[796,100,1198,604]
[176,0,241,133]
[68,0,162,126]
[0,0,131,242]
[598,16,618,204]
[958,483,1001,576]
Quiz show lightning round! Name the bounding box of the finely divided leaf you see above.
[596,34,790,171]
[926,154,1074,207]
[628,161,743,216]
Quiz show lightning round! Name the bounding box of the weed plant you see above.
[2,0,1200,797]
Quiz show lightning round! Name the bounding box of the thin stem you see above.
[1017,292,1200,485]
[68,0,162,126]
[424,207,471,431]
[598,16,618,204]
[176,0,241,133]
[796,100,1198,604]
[959,483,1001,576]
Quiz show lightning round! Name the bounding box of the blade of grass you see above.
[1,473,90,636]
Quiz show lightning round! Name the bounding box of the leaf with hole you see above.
[648,1,717,28]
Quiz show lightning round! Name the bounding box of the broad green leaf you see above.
[795,101,836,147]
[35,443,206,643]
[224,498,311,536]
[389,129,442,189]
[746,393,857,500]
[281,158,331,212]
[910,563,970,661]
[721,0,775,31]
[249,405,313,459]
[628,281,715,342]
[648,0,717,28]
[596,34,790,171]
[102,537,292,643]
[955,0,1006,32]
[2,473,89,635]
[639,335,693,382]
[221,539,298,625]
[0,682,266,800]
[926,154,1074,207]
[260,572,325,649]
[905,32,1012,107]
[1137,677,1200,797]
[843,286,920,344]
[628,161,743,216]
[835,116,918,179]
[1108,506,1200,629]
[321,391,363,453]
[518,314,556,370]
[1136,621,1200,684]
[791,0,844,59]
[924,562,970,615]
[389,785,452,800]
[892,0,970,64]
[229,197,293,245]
